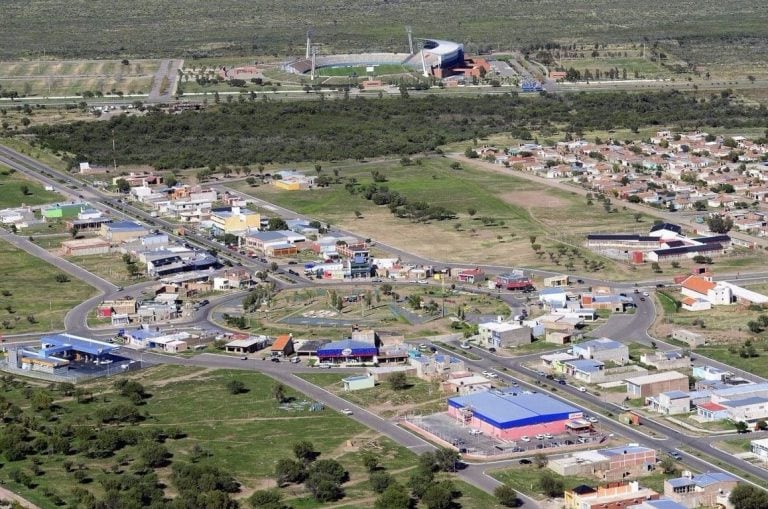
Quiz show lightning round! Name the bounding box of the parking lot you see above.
[407,412,608,457]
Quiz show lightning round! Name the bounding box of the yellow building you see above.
[273,180,302,191]
[211,206,261,234]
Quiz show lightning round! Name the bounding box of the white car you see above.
[588,417,598,423]
[341,409,353,415]
[482,371,492,377]
[535,433,545,440]
[468,429,482,435]
[520,435,530,442]
[643,291,650,296]
[578,386,587,392]
[417,279,428,285]
[460,343,471,349]
[487,373,498,379]
[543,433,553,439]
[419,343,428,350]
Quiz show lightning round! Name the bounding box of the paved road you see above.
[432,341,768,487]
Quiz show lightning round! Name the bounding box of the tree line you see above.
[27,90,768,168]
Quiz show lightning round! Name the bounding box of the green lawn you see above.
[69,252,151,286]
[0,165,64,208]
[491,466,595,500]
[695,341,768,378]
[0,238,95,332]
[318,64,412,77]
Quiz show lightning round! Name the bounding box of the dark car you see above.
[288,261,297,265]
[656,283,665,288]
[271,357,280,363]
[518,459,532,465]
[488,347,496,353]
[199,299,210,306]
[557,379,567,385]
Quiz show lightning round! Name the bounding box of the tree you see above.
[730,484,768,509]
[249,489,285,509]
[246,176,257,186]
[354,210,362,219]
[467,207,477,217]
[305,475,343,502]
[421,481,455,509]
[533,452,548,469]
[307,459,347,485]
[495,485,519,507]
[388,372,409,391]
[267,217,288,231]
[69,225,80,238]
[408,468,434,498]
[274,458,305,486]
[361,452,380,472]
[538,471,564,497]
[139,442,170,468]
[659,456,677,474]
[706,215,733,234]
[434,447,460,472]
[375,482,410,509]
[293,440,317,464]
[633,213,643,222]
[30,390,53,411]
[55,273,70,283]
[271,382,287,404]
[225,379,246,395]
[115,178,130,193]
[735,420,750,434]
[369,470,393,493]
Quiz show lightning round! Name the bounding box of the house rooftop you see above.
[575,338,625,351]
[625,371,688,386]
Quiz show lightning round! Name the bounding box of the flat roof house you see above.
[210,206,261,235]
[572,338,628,365]
[564,481,659,509]
[477,321,531,348]
[101,220,149,243]
[664,472,738,508]
[625,371,689,399]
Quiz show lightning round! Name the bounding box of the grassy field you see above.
[0,165,64,208]
[317,64,412,77]
[68,252,151,286]
[653,286,768,345]
[299,373,447,418]
[0,239,95,333]
[0,366,498,508]
[229,157,656,280]
[0,59,161,98]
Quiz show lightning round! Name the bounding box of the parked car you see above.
[520,436,530,442]
[460,343,471,349]
[290,357,301,364]
[488,347,496,353]
[543,433,553,439]
[270,357,280,363]
[240,356,248,360]
[469,429,482,435]
[535,433,545,440]
[519,458,531,464]
[557,379,567,385]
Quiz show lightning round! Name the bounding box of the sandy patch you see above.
[500,191,568,208]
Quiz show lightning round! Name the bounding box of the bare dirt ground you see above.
[0,487,40,509]
[499,191,568,208]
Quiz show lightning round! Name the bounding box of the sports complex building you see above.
[282,32,488,80]
[447,389,585,440]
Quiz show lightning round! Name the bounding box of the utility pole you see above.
[112,128,117,173]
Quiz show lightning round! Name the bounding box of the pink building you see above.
[447,389,583,440]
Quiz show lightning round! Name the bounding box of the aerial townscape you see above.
[4,3,768,509]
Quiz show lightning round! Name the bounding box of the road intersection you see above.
[2,141,768,505]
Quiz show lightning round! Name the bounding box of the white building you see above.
[572,338,629,365]
[477,321,532,348]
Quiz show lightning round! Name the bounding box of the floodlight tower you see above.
[418,40,429,78]
[306,29,313,59]
[406,25,414,54]
[310,46,317,81]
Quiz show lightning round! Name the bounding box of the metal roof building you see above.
[448,389,581,429]
[40,333,118,357]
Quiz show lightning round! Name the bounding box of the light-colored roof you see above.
[625,371,688,386]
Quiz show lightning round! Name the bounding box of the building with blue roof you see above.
[664,472,738,508]
[447,389,582,439]
[316,339,378,364]
[563,359,605,384]
[101,220,149,243]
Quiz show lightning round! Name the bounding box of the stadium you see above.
[281,30,488,82]
[447,389,584,440]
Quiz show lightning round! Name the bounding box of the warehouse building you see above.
[626,371,690,398]
[447,389,582,440]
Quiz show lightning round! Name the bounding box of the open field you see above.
[67,252,151,286]
[653,286,768,345]
[0,165,64,207]
[0,59,162,98]
[230,156,767,281]
[0,366,495,508]
[216,283,510,340]
[3,0,768,69]
[0,239,95,333]
[299,372,447,418]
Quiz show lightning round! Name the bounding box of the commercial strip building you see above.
[564,481,659,509]
[447,389,583,440]
[550,445,657,481]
